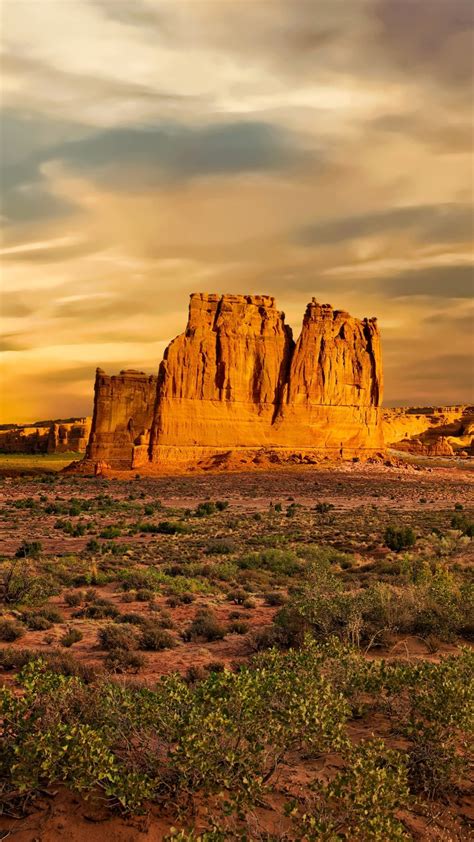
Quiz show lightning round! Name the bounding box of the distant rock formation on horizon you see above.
[383,405,474,457]
[83,293,384,471]
[0,418,92,455]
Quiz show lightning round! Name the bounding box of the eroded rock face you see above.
[274,300,383,455]
[85,293,385,470]
[383,406,474,456]
[87,370,157,469]
[150,293,294,459]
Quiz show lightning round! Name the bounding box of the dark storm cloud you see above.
[299,204,473,246]
[54,121,307,188]
[1,112,306,225]
[0,108,89,224]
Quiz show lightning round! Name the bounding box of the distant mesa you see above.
[82,292,385,471]
[0,418,91,455]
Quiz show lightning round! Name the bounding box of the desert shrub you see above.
[0,648,100,681]
[194,502,217,517]
[98,623,139,651]
[23,613,52,631]
[138,624,175,651]
[406,724,465,799]
[0,618,25,641]
[157,521,188,535]
[248,626,282,651]
[183,608,226,642]
[384,525,416,552]
[167,592,195,607]
[1,641,349,812]
[413,568,471,641]
[0,560,57,606]
[238,549,301,576]
[450,513,474,537]
[289,739,409,841]
[85,538,100,553]
[226,589,247,605]
[24,607,63,625]
[64,590,84,607]
[185,665,208,684]
[60,627,83,647]
[242,597,256,609]
[118,612,146,626]
[272,565,420,649]
[227,620,249,635]
[104,650,146,674]
[205,540,235,555]
[315,502,334,514]
[76,600,119,620]
[100,526,121,539]
[15,541,43,559]
[264,591,286,606]
[136,588,155,602]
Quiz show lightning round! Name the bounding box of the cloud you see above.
[373,0,474,89]
[1,292,34,318]
[382,264,474,299]
[52,120,308,188]
[371,113,474,155]
[299,203,473,245]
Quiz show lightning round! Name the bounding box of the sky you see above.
[0,0,473,423]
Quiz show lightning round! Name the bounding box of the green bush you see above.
[289,739,409,841]
[451,513,474,537]
[384,526,416,552]
[15,541,43,559]
[100,526,121,539]
[238,549,301,576]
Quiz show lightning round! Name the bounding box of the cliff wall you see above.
[86,369,158,469]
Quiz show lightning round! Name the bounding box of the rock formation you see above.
[0,418,91,455]
[83,293,384,471]
[382,406,474,457]
[87,369,158,469]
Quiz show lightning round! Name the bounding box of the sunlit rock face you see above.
[0,418,91,454]
[85,293,385,470]
[382,405,474,456]
[86,370,158,470]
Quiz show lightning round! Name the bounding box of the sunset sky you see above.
[1,0,473,423]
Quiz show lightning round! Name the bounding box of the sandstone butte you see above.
[83,293,384,472]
